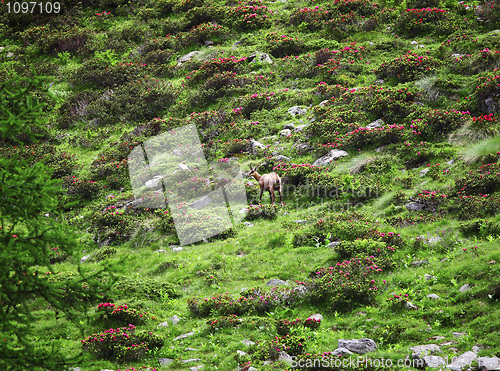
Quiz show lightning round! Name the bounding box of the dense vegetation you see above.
[1,0,500,370]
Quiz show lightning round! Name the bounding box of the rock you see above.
[411,259,429,267]
[279,351,293,364]
[452,332,465,338]
[248,51,273,64]
[427,294,440,300]
[288,106,307,117]
[332,347,354,357]
[280,129,292,137]
[250,139,266,153]
[284,122,295,130]
[80,255,92,263]
[172,246,183,252]
[178,51,200,65]
[472,346,481,353]
[447,159,455,166]
[410,344,441,356]
[365,118,385,129]
[422,355,447,368]
[173,332,194,341]
[411,40,418,45]
[159,358,174,366]
[170,315,180,325]
[406,301,418,310]
[428,236,442,246]
[420,168,430,177]
[294,124,308,132]
[338,338,377,354]
[447,351,477,370]
[319,100,329,106]
[236,350,248,356]
[185,348,198,351]
[294,220,307,224]
[307,313,323,322]
[69,368,81,371]
[178,163,189,171]
[145,175,164,188]
[158,321,169,328]
[189,366,204,371]
[327,241,340,248]
[374,79,385,85]
[248,368,258,371]
[243,222,254,227]
[405,202,425,212]
[273,155,291,161]
[189,195,212,209]
[267,279,288,286]
[424,273,435,281]
[309,117,316,123]
[181,358,202,363]
[459,284,471,293]
[242,339,255,346]
[313,149,349,166]
[477,356,500,370]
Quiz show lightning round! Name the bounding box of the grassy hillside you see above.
[1,0,500,370]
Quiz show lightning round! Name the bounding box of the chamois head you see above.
[247,165,260,178]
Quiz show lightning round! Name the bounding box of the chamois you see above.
[248,165,283,205]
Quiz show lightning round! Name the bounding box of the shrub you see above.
[64,176,103,200]
[334,239,395,259]
[92,247,117,262]
[455,162,500,196]
[387,293,410,312]
[264,32,306,58]
[223,4,273,30]
[21,26,89,56]
[456,194,500,219]
[90,158,129,190]
[81,324,163,361]
[207,314,240,331]
[303,317,321,330]
[90,206,135,242]
[97,302,147,325]
[47,246,69,264]
[254,334,306,360]
[290,6,331,31]
[459,218,500,237]
[245,204,279,220]
[406,108,470,141]
[276,318,301,335]
[114,277,179,301]
[393,8,466,38]
[467,73,500,115]
[376,52,441,83]
[177,22,229,47]
[185,56,248,85]
[236,90,285,118]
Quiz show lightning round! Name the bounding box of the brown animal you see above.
[248,165,283,205]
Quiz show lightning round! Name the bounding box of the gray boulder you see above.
[405,202,425,212]
[422,355,447,368]
[338,338,377,354]
[177,51,200,65]
[459,284,471,293]
[447,351,477,370]
[273,155,291,162]
[267,279,288,286]
[313,149,349,166]
[477,356,500,370]
[159,358,174,366]
[332,347,354,357]
[427,294,440,300]
[280,129,292,137]
[188,195,212,209]
[173,332,194,341]
[248,51,273,64]
[365,118,384,129]
[145,175,163,188]
[288,106,307,117]
[284,122,295,130]
[420,168,430,177]
[410,344,441,356]
[294,124,308,132]
[80,255,92,263]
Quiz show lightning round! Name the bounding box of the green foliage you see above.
[113,277,179,301]
[393,8,469,38]
[377,52,441,83]
[207,314,240,331]
[97,302,147,325]
[265,32,306,58]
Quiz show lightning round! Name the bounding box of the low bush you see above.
[459,218,500,237]
[376,52,441,83]
[393,8,467,38]
[223,4,273,30]
[97,302,147,325]
[264,32,306,58]
[207,314,240,331]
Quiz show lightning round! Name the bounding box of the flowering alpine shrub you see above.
[303,317,321,331]
[466,73,500,114]
[334,239,396,260]
[459,218,500,237]
[81,324,163,361]
[471,113,499,133]
[47,246,69,264]
[23,26,89,56]
[245,204,279,220]
[393,8,466,37]
[393,140,456,168]
[376,52,441,83]
[387,293,410,312]
[323,11,361,40]
[91,206,135,242]
[264,32,306,58]
[333,124,405,150]
[185,56,248,85]
[406,108,470,140]
[331,0,379,16]
[276,318,301,335]
[207,314,240,331]
[236,90,284,118]
[254,334,306,359]
[290,6,331,31]
[456,194,500,219]
[177,22,229,47]
[97,302,147,325]
[455,162,500,196]
[450,49,500,75]
[412,189,450,213]
[64,176,103,200]
[315,81,348,99]
[223,3,273,30]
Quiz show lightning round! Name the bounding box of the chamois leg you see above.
[259,188,264,204]
[278,185,283,206]
[269,189,274,205]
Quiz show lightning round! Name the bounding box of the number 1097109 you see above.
[5,2,61,13]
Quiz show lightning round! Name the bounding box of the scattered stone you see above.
[318,100,329,106]
[248,368,258,371]
[189,195,212,209]
[452,332,466,338]
[295,124,308,132]
[158,321,169,328]
[447,159,455,166]
[472,345,481,353]
[447,351,477,371]
[177,51,200,65]
[267,279,288,286]
[236,350,248,356]
[278,352,293,364]
[338,338,377,354]
[410,344,441,356]
[288,106,307,117]
[428,236,442,246]
[178,163,189,171]
[420,168,430,177]
[428,336,445,341]
[459,284,471,293]
[173,332,194,341]
[365,118,385,129]
[374,79,385,85]
[406,301,418,310]
[172,246,183,252]
[489,260,497,264]
[309,117,316,123]
[185,347,198,351]
[69,368,81,371]
[422,355,447,368]
[170,315,180,325]
[248,51,273,64]
[411,259,429,267]
[327,241,340,248]
[332,347,354,357]
[159,358,174,366]
[242,339,255,346]
[477,356,500,370]
[250,139,266,153]
[156,249,167,254]
[294,220,307,224]
[284,122,295,130]
[424,274,435,281]
[273,154,291,161]
[280,129,292,137]
[243,222,254,227]
[189,366,204,371]
[313,149,349,166]
[181,358,202,363]
[80,255,92,263]
[427,294,440,300]
[411,40,418,45]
